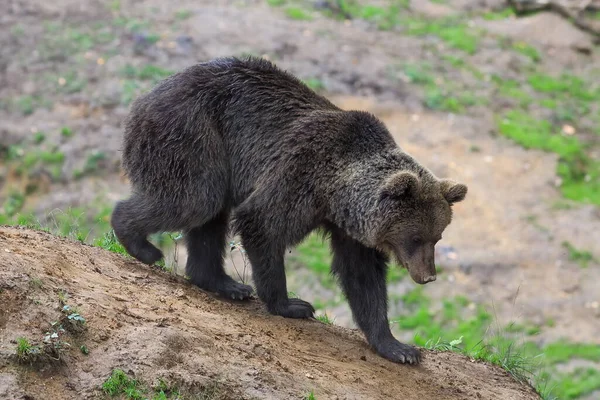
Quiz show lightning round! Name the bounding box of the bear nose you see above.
[423,275,437,283]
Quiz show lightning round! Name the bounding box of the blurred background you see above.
[1,1,599,398]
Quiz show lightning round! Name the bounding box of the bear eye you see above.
[412,236,423,244]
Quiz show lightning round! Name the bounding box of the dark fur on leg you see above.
[111,198,163,265]
[185,211,253,300]
[236,208,315,319]
[329,224,421,365]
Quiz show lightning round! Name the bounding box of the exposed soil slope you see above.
[0,226,540,400]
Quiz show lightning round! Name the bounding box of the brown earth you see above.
[0,226,540,400]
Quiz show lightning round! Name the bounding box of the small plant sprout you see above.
[316,313,335,325]
[16,337,40,363]
[61,304,87,334]
[425,336,463,351]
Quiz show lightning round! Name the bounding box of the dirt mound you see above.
[0,226,539,400]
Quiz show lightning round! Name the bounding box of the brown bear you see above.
[111,56,468,365]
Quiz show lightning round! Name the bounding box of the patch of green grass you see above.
[74,150,106,179]
[392,287,539,382]
[113,17,150,33]
[424,88,481,113]
[54,70,86,94]
[304,391,317,400]
[61,127,74,138]
[403,63,435,85]
[315,0,405,29]
[425,336,464,351]
[528,73,598,101]
[285,6,313,21]
[387,264,408,282]
[266,0,286,6]
[539,98,558,109]
[316,313,335,325]
[513,42,541,62]
[174,9,193,20]
[404,18,480,54]
[482,8,515,20]
[562,241,595,268]
[102,370,211,399]
[303,77,325,91]
[7,145,65,181]
[441,54,464,68]
[122,64,173,83]
[94,230,128,255]
[16,337,38,362]
[492,76,534,107]
[102,369,144,399]
[544,341,600,364]
[29,277,43,289]
[292,233,334,288]
[549,368,600,400]
[120,79,142,105]
[392,280,600,399]
[2,191,25,217]
[14,95,37,115]
[497,111,600,205]
[33,132,46,144]
[108,0,121,12]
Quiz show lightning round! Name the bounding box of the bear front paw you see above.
[375,339,421,365]
[269,298,315,319]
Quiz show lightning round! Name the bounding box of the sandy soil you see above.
[0,226,541,400]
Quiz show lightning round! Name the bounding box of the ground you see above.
[1,0,600,399]
[0,226,541,400]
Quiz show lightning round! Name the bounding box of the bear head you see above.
[375,171,467,285]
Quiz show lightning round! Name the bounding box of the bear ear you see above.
[380,172,421,201]
[440,179,468,205]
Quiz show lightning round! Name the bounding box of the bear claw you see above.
[270,298,315,319]
[375,339,421,365]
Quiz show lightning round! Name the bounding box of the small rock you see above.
[562,125,576,135]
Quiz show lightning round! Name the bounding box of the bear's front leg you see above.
[329,225,421,365]
[237,212,315,319]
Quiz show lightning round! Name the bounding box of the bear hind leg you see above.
[111,196,164,265]
[185,210,253,300]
